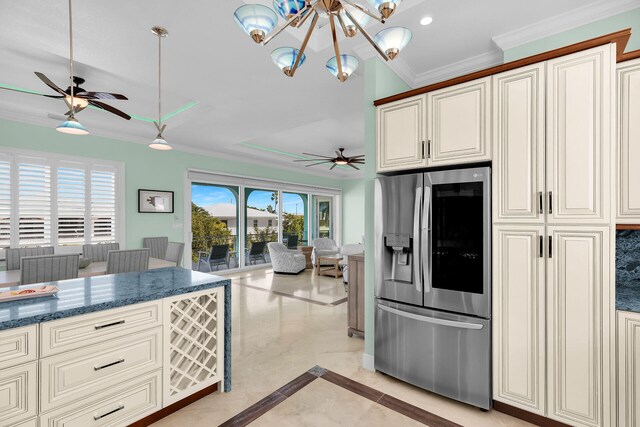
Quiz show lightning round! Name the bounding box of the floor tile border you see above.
[218,366,462,427]
[235,281,348,307]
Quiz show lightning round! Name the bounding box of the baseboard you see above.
[493,401,572,427]
[362,352,375,371]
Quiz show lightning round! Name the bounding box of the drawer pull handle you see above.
[94,404,125,421]
[94,358,125,371]
[94,319,125,330]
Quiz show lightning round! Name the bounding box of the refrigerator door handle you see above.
[413,185,422,293]
[377,304,484,330]
[422,185,431,294]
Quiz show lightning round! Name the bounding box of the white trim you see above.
[412,51,503,87]
[362,352,375,371]
[491,0,640,52]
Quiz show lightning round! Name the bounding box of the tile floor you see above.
[152,268,533,426]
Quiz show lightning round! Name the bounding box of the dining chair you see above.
[165,242,185,267]
[82,242,120,262]
[143,237,169,259]
[20,254,79,285]
[106,249,150,274]
[198,244,229,271]
[6,246,55,271]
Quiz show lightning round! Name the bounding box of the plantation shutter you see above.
[0,159,11,249]
[18,159,51,246]
[91,167,117,243]
[57,163,86,246]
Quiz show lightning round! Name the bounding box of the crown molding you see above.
[492,0,640,52]
[411,50,503,87]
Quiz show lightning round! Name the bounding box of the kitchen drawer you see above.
[0,325,37,370]
[40,327,162,412]
[10,418,37,427]
[39,370,161,427]
[40,301,161,357]
[0,361,37,426]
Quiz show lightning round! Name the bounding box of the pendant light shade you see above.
[326,55,359,81]
[234,4,279,44]
[56,116,89,135]
[148,136,172,150]
[271,47,306,76]
[366,0,402,18]
[340,6,371,36]
[273,0,306,20]
[374,26,412,59]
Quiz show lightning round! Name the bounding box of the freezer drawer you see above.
[375,300,491,409]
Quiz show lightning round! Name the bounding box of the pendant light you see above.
[148,26,172,151]
[56,0,89,135]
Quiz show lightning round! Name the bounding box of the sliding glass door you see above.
[282,192,308,248]
[314,196,333,240]
[244,188,278,267]
[191,183,239,271]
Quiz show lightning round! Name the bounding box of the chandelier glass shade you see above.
[271,47,306,76]
[326,55,359,81]
[234,0,411,83]
[234,4,278,43]
[56,116,89,135]
[374,26,412,59]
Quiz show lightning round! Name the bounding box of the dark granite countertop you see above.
[0,267,230,331]
[616,230,640,313]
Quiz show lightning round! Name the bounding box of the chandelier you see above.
[234,0,411,82]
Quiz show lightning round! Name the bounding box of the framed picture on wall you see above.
[138,189,174,213]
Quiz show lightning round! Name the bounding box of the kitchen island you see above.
[0,267,231,427]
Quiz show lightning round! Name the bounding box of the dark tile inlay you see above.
[320,370,385,403]
[616,230,640,313]
[220,366,465,427]
[378,394,462,427]
[218,390,288,427]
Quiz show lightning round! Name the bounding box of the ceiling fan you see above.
[294,148,365,170]
[30,73,130,120]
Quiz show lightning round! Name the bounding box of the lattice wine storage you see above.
[163,287,224,405]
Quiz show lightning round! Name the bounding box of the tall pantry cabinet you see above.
[492,44,615,427]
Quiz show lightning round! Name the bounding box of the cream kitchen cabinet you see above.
[492,64,545,223]
[546,46,613,224]
[376,95,427,172]
[427,77,491,166]
[617,58,640,222]
[492,225,545,415]
[618,310,640,427]
[546,226,610,427]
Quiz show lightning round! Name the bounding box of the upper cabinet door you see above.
[376,95,427,172]
[493,64,546,223]
[617,58,640,223]
[546,45,613,224]
[427,77,491,167]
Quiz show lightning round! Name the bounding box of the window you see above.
[268,219,273,227]
[0,151,123,253]
[253,219,258,228]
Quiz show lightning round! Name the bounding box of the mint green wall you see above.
[504,8,640,62]
[0,118,343,252]
[341,178,365,244]
[363,58,410,357]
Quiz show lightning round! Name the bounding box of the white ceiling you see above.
[0,0,636,177]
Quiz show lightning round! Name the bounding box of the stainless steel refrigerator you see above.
[374,167,492,410]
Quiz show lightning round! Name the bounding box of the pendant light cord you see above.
[158,33,162,129]
[68,0,75,114]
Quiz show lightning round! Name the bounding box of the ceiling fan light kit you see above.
[234,0,410,82]
[56,116,89,135]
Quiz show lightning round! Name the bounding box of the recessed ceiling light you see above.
[420,16,433,26]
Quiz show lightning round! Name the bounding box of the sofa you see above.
[267,242,306,274]
[312,238,340,266]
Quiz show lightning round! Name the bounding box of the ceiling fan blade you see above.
[330,164,337,170]
[305,161,333,167]
[77,91,128,100]
[335,150,342,158]
[34,72,66,95]
[43,95,65,99]
[347,163,360,170]
[293,159,330,162]
[350,154,365,158]
[89,100,131,120]
[301,152,334,159]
